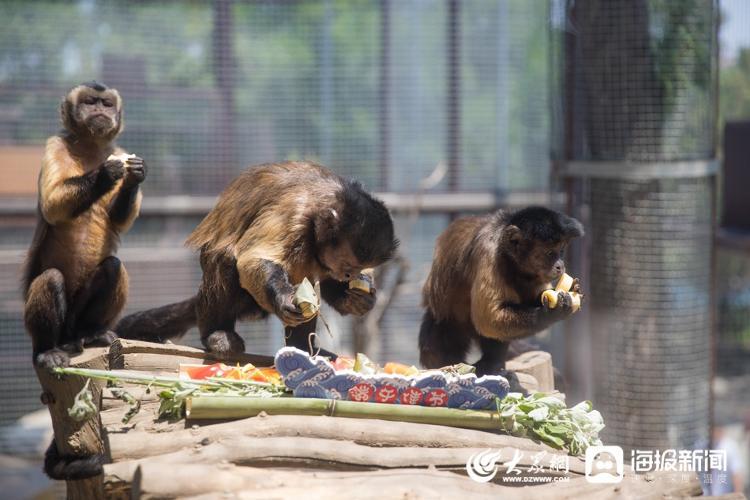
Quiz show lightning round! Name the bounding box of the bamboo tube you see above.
[186,397,503,431]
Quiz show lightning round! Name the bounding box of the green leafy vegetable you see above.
[495,392,604,456]
[67,379,97,422]
[54,367,287,422]
[109,387,141,424]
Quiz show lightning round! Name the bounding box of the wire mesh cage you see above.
[554,0,718,453]
[0,0,553,445]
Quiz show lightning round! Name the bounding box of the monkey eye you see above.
[102,99,113,107]
[83,96,97,105]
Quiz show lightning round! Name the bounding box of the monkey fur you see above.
[117,161,398,357]
[23,82,146,481]
[419,206,584,376]
[23,81,146,370]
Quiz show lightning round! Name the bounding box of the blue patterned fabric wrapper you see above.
[274,347,509,409]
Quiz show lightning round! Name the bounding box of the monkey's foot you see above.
[82,330,118,347]
[310,347,339,360]
[35,349,70,370]
[204,330,246,355]
[473,358,505,378]
[488,369,527,395]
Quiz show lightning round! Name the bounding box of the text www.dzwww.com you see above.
[501,476,571,483]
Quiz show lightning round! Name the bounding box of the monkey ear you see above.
[561,216,584,239]
[503,224,522,246]
[313,208,340,247]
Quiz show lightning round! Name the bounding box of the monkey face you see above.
[78,92,119,136]
[516,239,567,284]
[62,83,123,140]
[319,240,368,282]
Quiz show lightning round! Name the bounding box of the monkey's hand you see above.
[337,288,376,316]
[548,291,576,318]
[101,158,126,183]
[571,278,585,303]
[122,156,147,187]
[275,291,308,327]
[35,348,70,370]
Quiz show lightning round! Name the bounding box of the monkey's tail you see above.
[115,296,198,342]
[44,439,103,480]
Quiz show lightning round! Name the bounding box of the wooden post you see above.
[506,350,555,392]
[35,347,109,499]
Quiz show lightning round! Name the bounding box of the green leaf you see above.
[67,379,97,422]
[528,406,549,421]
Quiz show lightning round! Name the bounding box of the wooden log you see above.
[105,414,584,472]
[130,462,702,500]
[100,400,163,429]
[506,350,554,392]
[108,338,274,372]
[514,371,539,392]
[105,435,580,485]
[35,347,109,500]
[182,471,701,500]
[101,385,158,411]
[132,463,508,499]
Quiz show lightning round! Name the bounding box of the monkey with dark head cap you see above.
[23,81,146,479]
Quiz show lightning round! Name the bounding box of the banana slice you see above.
[541,289,559,308]
[541,273,581,312]
[555,273,575,293]
[349,269,374,293]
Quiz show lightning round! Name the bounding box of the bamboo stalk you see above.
[54,367,280,390]
[186,397,503,431]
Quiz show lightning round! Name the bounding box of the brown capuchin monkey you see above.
[116,161,398,358]
[419,206,584,376]
[23,81,145,369]
[23,81,146,480]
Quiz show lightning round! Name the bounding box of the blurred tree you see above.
[720,48,750,122]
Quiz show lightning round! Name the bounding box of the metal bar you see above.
[379,0,391,191]
[0,191,562,217]
[212,0,236,186]
[446,0,461,191]
[561,159,718,180]
[320,0,334,164]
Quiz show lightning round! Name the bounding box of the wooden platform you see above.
[39,339,705,499]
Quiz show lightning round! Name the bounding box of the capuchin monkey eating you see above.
[23,81,145,370]
[117,161,398,358]
[419,206,584,376]
[23,81,146,480]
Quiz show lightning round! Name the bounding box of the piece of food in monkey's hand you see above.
[542,274,582,312]
[349,273,373,293]
[293,277,320,319]
[107,152,136,164]
[555,273,575,293]
[541,289,559,308]
[541,289,582,313]
[569,292,582,312]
